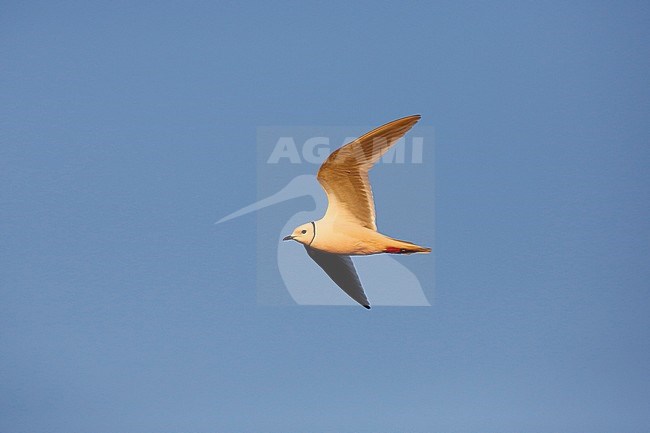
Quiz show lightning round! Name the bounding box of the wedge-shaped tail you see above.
[383,237,432,254]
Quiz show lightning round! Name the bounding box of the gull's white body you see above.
[309,221,382,255]
[284,115,431,308]
[309,220,424,256]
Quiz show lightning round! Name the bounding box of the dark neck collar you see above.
[308,221,316,246]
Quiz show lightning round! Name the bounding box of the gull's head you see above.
[282,222,315,245]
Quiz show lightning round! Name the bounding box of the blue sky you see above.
[2,1,649,432]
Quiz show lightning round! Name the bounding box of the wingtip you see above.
[394,114,420,122]
[364,305,371,309]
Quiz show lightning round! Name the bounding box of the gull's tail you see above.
[383,238,431,254]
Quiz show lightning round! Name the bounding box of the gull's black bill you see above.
[282,235,294,241]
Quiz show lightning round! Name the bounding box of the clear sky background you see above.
[2,1,649,432]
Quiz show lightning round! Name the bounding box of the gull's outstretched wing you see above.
[305,246,370,309]
[317,115,421,231]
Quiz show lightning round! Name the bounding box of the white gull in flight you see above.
[282,115,431,309]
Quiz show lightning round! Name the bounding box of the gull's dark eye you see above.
[301,229,307,234]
